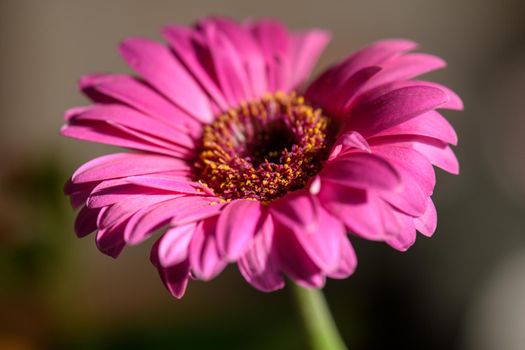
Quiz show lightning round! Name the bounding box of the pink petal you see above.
[87,183,178,209]
[364,53,446,92]
[125,175,202,195]
[71,153,189,184]
[349,85,449,138]
[336,66,383,114]
[61,121,187,158]
[384,208,417,251]
[273,220,325,288]
[410,81,463,110]
[372,136,460,174]
[335,39,418,80]
[249,20,291,92]
[306,39,417,105]
[199,21,252,105]
[79,74,202,136]
[238,214,285,292]
[320,153,400,191]
[373,110,458,145]
[289,29,331,89]
[189,217,227,281]
[119,38,212,122]
[96,218,127,258]
[412,139,460,174]
[372,145,435,196]
[309,176,322,195]
[74,206,99,238]
[157,223,196,267]
[380,172,428,217]
[216,199,262,260]
[203,17,268,99]
[371,146,434,216]
[124,196,214,245]
[319,183,385,240]
[66,104,195,150]
[358,80,463,111]
[66,181,97,208]
[96,194,177,229]
[162,25,230,111]
[326,237,357,279]
[415,198,437,237]
[150,244,191,299]
[170,201,226,226]
[271,192,344,272]
[328,130,371,160]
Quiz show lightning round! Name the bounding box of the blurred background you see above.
[1,0,524,349]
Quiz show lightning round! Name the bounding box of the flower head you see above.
[62,17,461,298]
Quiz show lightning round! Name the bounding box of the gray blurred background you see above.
[1,0,524,349]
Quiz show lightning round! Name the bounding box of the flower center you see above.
[194,92,336,202]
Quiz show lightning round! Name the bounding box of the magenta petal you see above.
[96,218,127,258]
[327,237,357,279]
[335,39,418,79]
[124,196,213,245]
[162,25,230,111]
[189,217,227,281]
[336,66,383,114]
[373,110,458,145]
[415,198,437,237]
[66,104,195,150]
[200,17,268,99]
[74,206,99,238]
[362,80,463,111]
[321,153,400,191]
[157,223,196,267]
[71,153,189,184]
[413,140,459,175]
[364,53,446,92]
[328,131,370,160]
[271,192,343,272]
[61,121,187,158]
[238,215,285,292]
[385,209,417,251]
[372,146,433,216]
[320,183,385,240]
[171,200,226,226]
[157,260,191,299]
[200,22,252,105]
[306,39,417,106]
[372,145,435,196]
[380,174,428,217]
[79,74,202,136]
[410,81,463,110]
[349,85,449,138]
[289,29,331,88]
[96,194,178,230]
[150,243,191,299]
[125,175,202,195]
[216,200,262,260]
[66,180,97,209]
[367,135,459,175]
[249,20,291,92]
[273,219,325,288]
[119,38,212,122]
[87,184,178,209]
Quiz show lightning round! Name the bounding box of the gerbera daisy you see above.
[62,17,461,298]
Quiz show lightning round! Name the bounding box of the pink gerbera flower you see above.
[62,17,461,298]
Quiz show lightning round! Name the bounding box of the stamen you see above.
[194,92,336,203]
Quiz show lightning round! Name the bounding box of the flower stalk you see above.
[292,284,348,350]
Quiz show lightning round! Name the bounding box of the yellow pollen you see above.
[193,92,336,202]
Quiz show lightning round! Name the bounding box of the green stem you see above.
[292,284,348,350]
